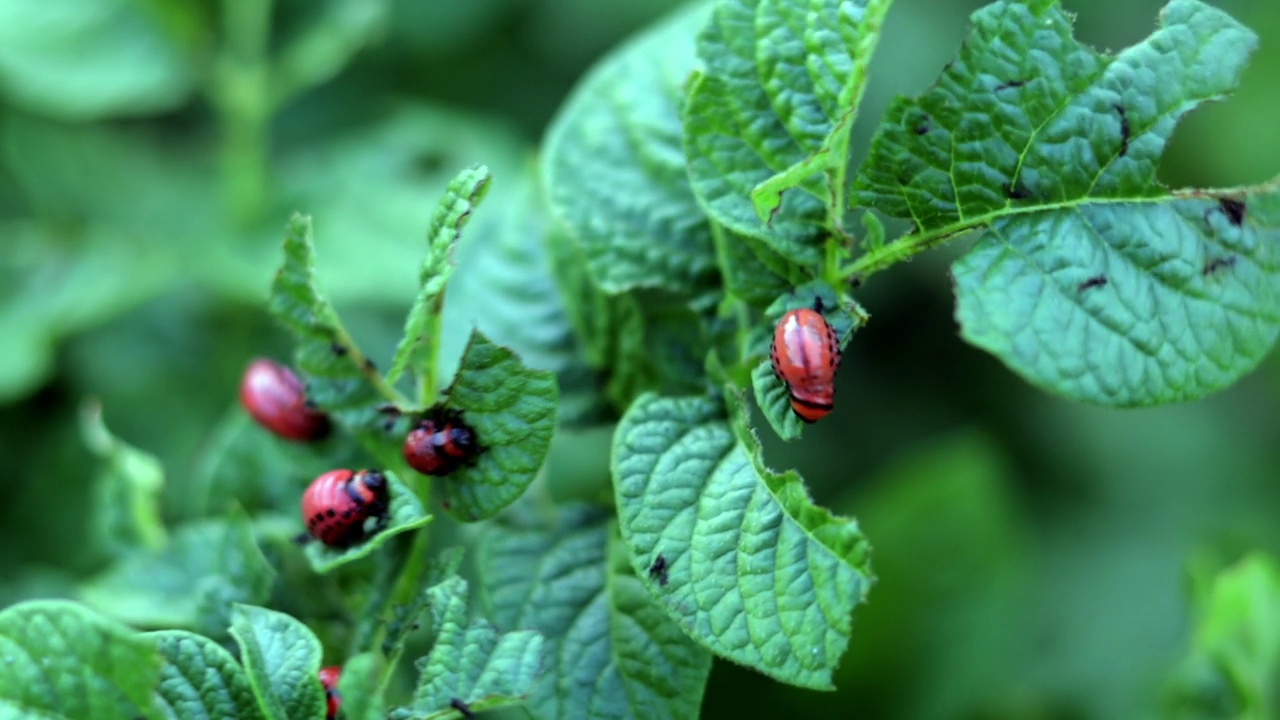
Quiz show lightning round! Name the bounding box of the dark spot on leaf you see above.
[765,192,784,226]
[1004,181,1031,200]
[363,358,377,372]
[913,121,930,135]
[648,554,669,586]
[1203,255,1237,276]
[441,499,452,510]
[995,79,1027,92]
[451,699,477,719]
[292,532,312,545]
[1077,275,1108,293]
[848,274,863,289]
[330,342,347,356]
[1218,197,1246,226]
[1114,104,1130,157]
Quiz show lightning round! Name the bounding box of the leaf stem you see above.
[417,297,446,408]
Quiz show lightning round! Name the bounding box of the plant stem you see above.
[215,0,273,226]
[417,297,446,408]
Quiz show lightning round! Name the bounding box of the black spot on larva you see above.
[326,509,336,518]
[1077,275,1108,293]
[1203,255,1237,276]
[1004,181,1031,200]
[1114,104,1130,157]
[450,699,476,719]
[1218,197,1246,226]
[648,555,669,586]
[995,79,1027,92]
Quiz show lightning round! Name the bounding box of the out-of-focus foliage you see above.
[3,0,1280,718]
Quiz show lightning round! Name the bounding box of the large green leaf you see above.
[851,0,1280,406]
[612,393,872,689]
[389,575,544,720]
[0,600,163,719]
[148,630,265,720]
[434,330,559,522]
[229,605,326,720]
[541,2,718,297]
[0,0,198,119]
[479,505,712,720]
[684,0,893,264]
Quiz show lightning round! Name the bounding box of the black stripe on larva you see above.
[791,395,834,411]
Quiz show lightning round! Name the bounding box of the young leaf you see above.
[542,2,719,297]
[684,0,893,264]
[79,399,166,556]
[386,164,493,387]
[434,330,558,522]
[851,0,1280,406]
[752,281,866,440]
[0,600,162,718]
[1168,554,1280,718]
[478,505,712,720]
[148,630,265,720]
[269,214,395,440]
[389,575,544,720]
[229,604,325,720]
[303,472,432,573]
[0,0,198,120]
[79,509,275,637]
[612,393,872,689]
[381,548,465,667]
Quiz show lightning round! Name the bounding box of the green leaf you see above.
[390,575,544,720]
[712,224,800,304]
[613,393,872,689]
[387,164,494,387]
[1168,554,1280,719]
[334,653,386,720]
[381,548,465,666]
[479,505,712,720]
[0,0,197,120]
[752,281,866,440]
[229,605,325,720]
[542,2,719,297]
[851,0,1280,406]
[80,510,275,637]
[0,600,162,719]
[269,214,396,441]
[303,472,432,572]
[79,399,166,557]
[434,330,558,522]
[684,0,892,264]
[148,630,266,720]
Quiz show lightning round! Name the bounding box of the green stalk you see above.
[214,0,273,226]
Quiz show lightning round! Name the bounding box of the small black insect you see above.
[1077,275,1108,293]
[1203,255,1237,276]
[995,79,1027,92]
[330,342,348,356]
[1004,181,1031,200]
[451,699,476,719]
[648,555,670,587]
[1218,197,1246,226]
[1114,104,1131,157]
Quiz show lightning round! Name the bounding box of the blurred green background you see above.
[2,0,1279,718]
